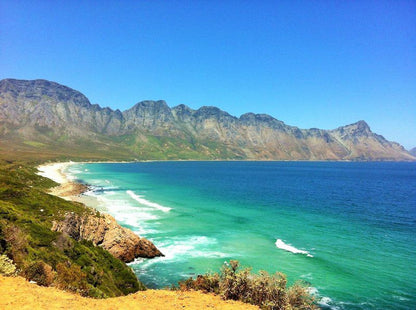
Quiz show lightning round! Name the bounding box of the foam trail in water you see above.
[126,190,171,212]
[275,239,313,257]
[129,236,229,268]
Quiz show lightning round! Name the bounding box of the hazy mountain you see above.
[0,78,414,161]
[410,148,416,157]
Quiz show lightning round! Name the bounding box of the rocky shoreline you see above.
[38,162,163,263]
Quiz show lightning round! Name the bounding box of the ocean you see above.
[66,161,416,309]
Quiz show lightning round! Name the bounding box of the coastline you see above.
[37,161,164,262]
[37,162,101,207]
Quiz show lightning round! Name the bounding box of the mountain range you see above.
[0,78,414,161]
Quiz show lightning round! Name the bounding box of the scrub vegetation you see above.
[0,159,144,297]
[176,260,317,310]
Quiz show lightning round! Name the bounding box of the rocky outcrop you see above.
[51,212,163,262]
[0,78,414,161]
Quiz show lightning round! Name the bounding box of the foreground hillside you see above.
[0,275,258,310]
[1,78,413,161]
[0,160,150,297]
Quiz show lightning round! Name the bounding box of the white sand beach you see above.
[37,162,89,200]
[37,162,72,184]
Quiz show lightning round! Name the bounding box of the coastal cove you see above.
[54,161,416,310]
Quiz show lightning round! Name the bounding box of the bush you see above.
[0,254,17,276]
[179,273,220,294]
[176,260,317,310]
[220,260,251,301]
[24,261,54,286]
[55,261,88,295]
[287,281,315,309]
[3,224,28,266]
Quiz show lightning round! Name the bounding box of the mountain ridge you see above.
[0,78,414,161]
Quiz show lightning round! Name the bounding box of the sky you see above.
[1,1,415,149]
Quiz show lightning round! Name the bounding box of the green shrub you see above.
[24,261,55,286]
[3,224,28,266]
[176,260,317,310]
[56,261,88,295]
[0,254,17,276]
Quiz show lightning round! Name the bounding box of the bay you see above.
[66,161,416,309]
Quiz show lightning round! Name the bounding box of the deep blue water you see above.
[67,161,416,309]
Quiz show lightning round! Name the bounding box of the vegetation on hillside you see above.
[0,160,145,297]
[176,260,317,310]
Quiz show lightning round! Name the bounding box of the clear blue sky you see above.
[1,1,415,149]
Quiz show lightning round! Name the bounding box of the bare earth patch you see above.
[0,276,259,309]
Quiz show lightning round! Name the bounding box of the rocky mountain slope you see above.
[0,78,414,161]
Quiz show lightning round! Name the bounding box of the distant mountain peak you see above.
[0,78,92,108]
[353,120,371,131]
[0,78,414,161]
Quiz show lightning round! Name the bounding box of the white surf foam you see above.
[318,296,342,310]
[275,239,313,257]
[83,190,159,236]
[130,235,229,267]
[126,190,171,212]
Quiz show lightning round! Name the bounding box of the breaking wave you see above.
[275,239,313,257]
[126,190,172,212]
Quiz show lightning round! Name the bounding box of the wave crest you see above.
[126,190,171,212]
[275,239,313,257]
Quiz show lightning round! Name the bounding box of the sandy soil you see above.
[37,162,90,200]
[0,276,258,310]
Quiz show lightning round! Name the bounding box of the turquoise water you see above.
[66,161,416,309]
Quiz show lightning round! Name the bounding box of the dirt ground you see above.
[0,275,258,310]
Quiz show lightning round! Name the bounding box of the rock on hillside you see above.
[51,212,163,262]
[0,78,414,161]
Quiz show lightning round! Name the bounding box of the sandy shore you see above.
[37,162,96,205]
[0,276,258,310]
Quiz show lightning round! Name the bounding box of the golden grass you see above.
[0,275,259,310]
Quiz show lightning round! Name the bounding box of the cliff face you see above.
[51,212,163,262]
[0,78,414,161]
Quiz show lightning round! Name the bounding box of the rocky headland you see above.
[51,211,163,262]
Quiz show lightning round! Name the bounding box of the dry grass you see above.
[0,275,259,310]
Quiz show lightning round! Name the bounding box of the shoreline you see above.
[37,162,101,208]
